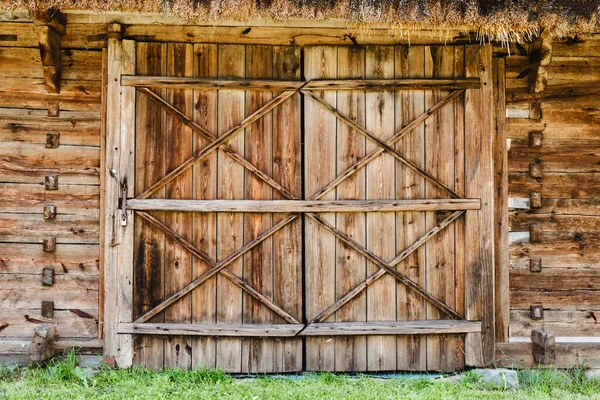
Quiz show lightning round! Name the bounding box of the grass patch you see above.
[2,352,600,399]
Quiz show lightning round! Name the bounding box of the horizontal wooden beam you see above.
[304,78,481,91]
[128,199,481,213]
[300,320,482,336]
[121,76,304,91]
[121,76,480,91]
[118,323,304,337]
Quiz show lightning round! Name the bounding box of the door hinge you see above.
[120,183,128,226]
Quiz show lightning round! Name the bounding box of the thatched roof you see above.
[2,1,600,42]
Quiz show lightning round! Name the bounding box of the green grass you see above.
[2,352,600,399]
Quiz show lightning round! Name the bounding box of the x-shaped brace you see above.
[133,85,466,324]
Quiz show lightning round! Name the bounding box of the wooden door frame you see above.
[103,37,497,368]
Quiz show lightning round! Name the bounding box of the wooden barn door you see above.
[106,40,494,373]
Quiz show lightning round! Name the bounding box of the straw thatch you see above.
[2,1,600,42]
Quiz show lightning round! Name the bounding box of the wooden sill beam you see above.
[118,320,481,337]
[301,320,482,336]
[118,323,304,337]
[30,8,66,94]
[121,76,480,91]
[127,198,481,213]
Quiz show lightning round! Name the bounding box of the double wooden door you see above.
[117,41,494,373]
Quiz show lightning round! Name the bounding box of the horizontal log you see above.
[118,323,304,337]
[122,76,304,91]
[0,288,98,310]
[507,83,600,103]
[0,273,98,291]
[0,108,100,147]
[510,270,600,291]
[509,146,600,174]
[0,243,99,275]
[304,78,481,91]
[510,213,600,234]
[0,213,99,243]
[511,290,600,309]
[510,310,600,337]
[0,183,99,214]
[0,23,107,49]
[123,24,473,46]
[495,342,600,369]
[509,172,600,199]
[0,309,98,339]
[0,78,101,112]
[0,338,103,355]
[0,142,100,185]
[0,48,103,81]
[127,199,480,213]
[299,320,481,336]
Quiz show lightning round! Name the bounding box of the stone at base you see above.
[440,368,519,390]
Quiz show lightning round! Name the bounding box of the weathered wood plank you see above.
[334,45,367,372]
[126,199,481,212]
[304,78,480,91]
[215,44,245,373]
[241,44,275,374]
[464,44,495,367]
[395,45,427,371]
[301,321,481,336]
[133,41,167,369]
[510,269,600,291]
[304,45,337,372]
[510,213,600,233]
[0,23,107,49]
[163,42,193,370]
[119,323,303,337]
[272,45,303,373]
[493,56,509,343]
[122,76,303,90]
[190,42,218,370]
[365,45,396,372]
[509,146,600,174]
[123,25,473,46]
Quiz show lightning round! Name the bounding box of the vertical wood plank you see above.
[216,44,246,373]
[335,46,367,372]
[365,45,396,372]
[103,27,121,365]
[493,56,509,343]
[464,44,495,367]
[272,45,303,372]
[191,43,218,369]
[133,42,167,369]
[117,39,136,368]
[242,45,275,373]
[395,45,427,371]
[304,45,337,371]
[425,45,457,372]
[99,47,107,340]
[452,44,467,371]
[163,43,194,369]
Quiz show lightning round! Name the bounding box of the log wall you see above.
[0,21,106,360]
[505,35,600,345]
[1,17,600,367]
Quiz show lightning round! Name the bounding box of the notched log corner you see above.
[30,8,66,94]
[29,324,55,363]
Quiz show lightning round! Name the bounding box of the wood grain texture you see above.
[304,45,337,371]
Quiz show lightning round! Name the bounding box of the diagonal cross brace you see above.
[137,89,297,200]
[135,211,299,324]
[306,211,464,321]
[136,87,299,200]
[304,90,461,199]
[306,90,464,201]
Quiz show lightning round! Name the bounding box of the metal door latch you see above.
[120,184,128,226]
